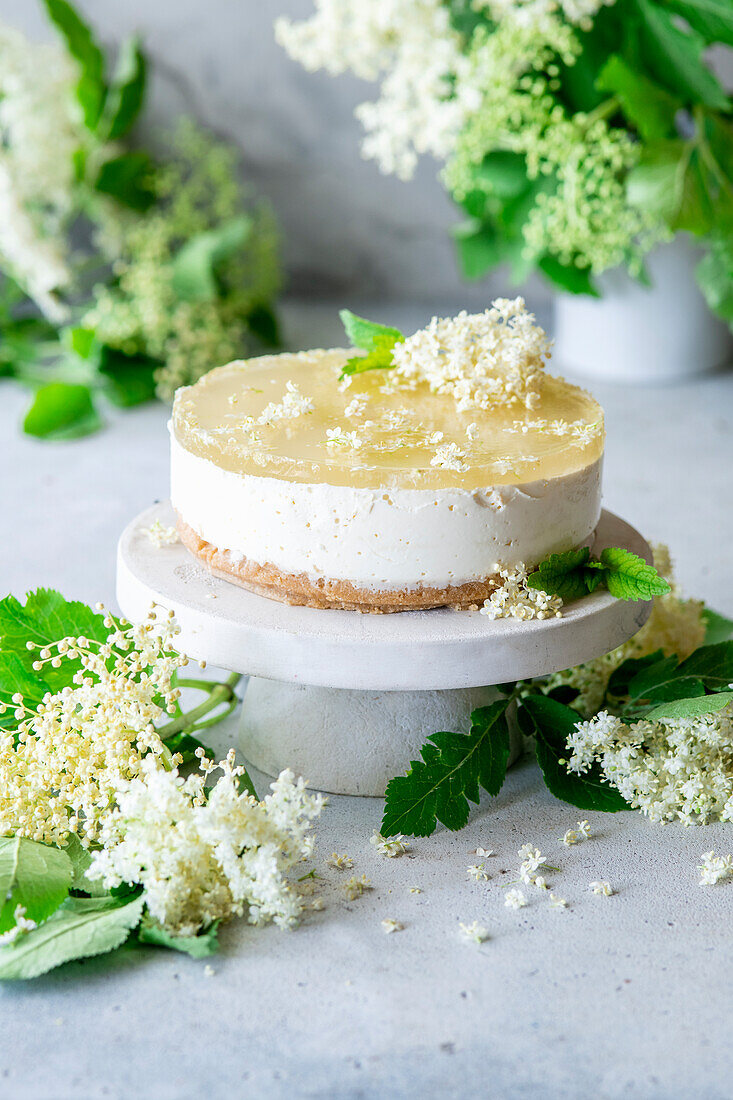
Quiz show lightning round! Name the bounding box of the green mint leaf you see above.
[597,55,680,141]
[103,37,147,141]
[526,547,591,602]
[0,893,144,981]
[633,0,730,110]
[44,0,106,129]
[23,383,101,440]
[520,697,631,812]
[171,217,252,303]
[702,606,733,645]
[665,0,733,46]
[97,346,159,408]
[0,839,72,934]
[381,700,511,838]
[339,310,403,353]
[340,333,403,379]
[95,152,156,212]
[538,255,599,297]
[599,547,671,601]
[137,915,219,958]
[644,691,733,721]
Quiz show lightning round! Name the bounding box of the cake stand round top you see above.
[117,503,652,691]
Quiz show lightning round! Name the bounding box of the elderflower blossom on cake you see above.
[170,299,604,612]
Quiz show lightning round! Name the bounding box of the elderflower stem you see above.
[158,672,242,740]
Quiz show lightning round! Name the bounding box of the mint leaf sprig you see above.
[339,309,404,379]
[527,546,671,604]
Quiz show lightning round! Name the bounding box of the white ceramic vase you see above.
[552,237,732,384]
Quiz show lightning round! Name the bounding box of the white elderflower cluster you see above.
[325,426,363,449]
[567,704,733,825]
[393,300,550,412]
[381,918,405,934]
[698,851,733,886]
[0,24,89,318]
[459,920,489,944]
[370,831,410,858]
[560,820,591,845]
[539,546,705,716]
[431,442,468,473]
[326,852,354,870]
[518,843,548,885]
[142,519,180,547]
[0,905,37,946]
[505,888,527,909]
[485,0,612,33]
[343,874,372,900]
[480,563,563,622]
[467,863,489,882]
[0,607,187,847]
[276,0,473,180]
[258,381,315,425]
[88,755,324,936]
[344,395,369,418]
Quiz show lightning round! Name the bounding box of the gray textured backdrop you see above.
[9,1,732,307]
[8,0,543,305]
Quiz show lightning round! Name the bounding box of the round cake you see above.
[170,301,604,612]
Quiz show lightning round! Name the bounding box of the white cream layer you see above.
[171,434,603,591]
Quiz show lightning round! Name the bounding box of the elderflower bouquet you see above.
[0,1,281,440]
[277,0,733,317]
[0,590,322,978]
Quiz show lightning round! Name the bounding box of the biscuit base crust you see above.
[176,517,504,613]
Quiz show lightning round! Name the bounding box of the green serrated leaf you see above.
[520,697,631,812]
[44,0,106,129]
[0,893,144,981]
[626,140,689,223]
[675,640,733,687]
[64,835,109,898]
[633,0,730,109]
[628,642,733,703]
[163,731,215,765]
[381,700,511,838]
[137,915,219,958]
[0,652,49,729]
[95,152,156,212]
[22,383,101,441]
[171,217,252,302]
[645,691,733,721]
[597,54,679,140]
[0,589,107,696]
[702,606,733,645]
[339,310,404,353]
[0,839,72,934]
[526,547,591,602]
[599,547,671,601]
[103,37,147,141]
[606,650,665,703]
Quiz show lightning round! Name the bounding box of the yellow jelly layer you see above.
[172,349,604,490]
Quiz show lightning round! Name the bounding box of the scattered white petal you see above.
[459,920,489,944]
[381,918,404,934]
[505,888,527,910]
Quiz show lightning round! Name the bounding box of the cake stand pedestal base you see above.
[117,503,652,797]
[240,679,523,796]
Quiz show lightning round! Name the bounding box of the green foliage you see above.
[0,839,72,933]
[22,383,101,440]
[527,546,670,603]
[0,894,144,981]
[44,0,106,129]
[632,0,729,110]
[519,696,631,811]
[339,310,405,378]
[171,217,253,302]
[137,916,220,958]
[644,691,733,721]
[381,701,511,837]
[103,37,147,141]
[665,0,733,47]
[597,55,679,141]
[94,152,156,212]
[702,606,733,645]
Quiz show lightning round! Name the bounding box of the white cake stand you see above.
[117,503,652,796]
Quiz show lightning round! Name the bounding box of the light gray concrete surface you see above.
[1,301,733,1099]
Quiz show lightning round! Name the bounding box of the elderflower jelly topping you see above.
[173,347,603,491]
